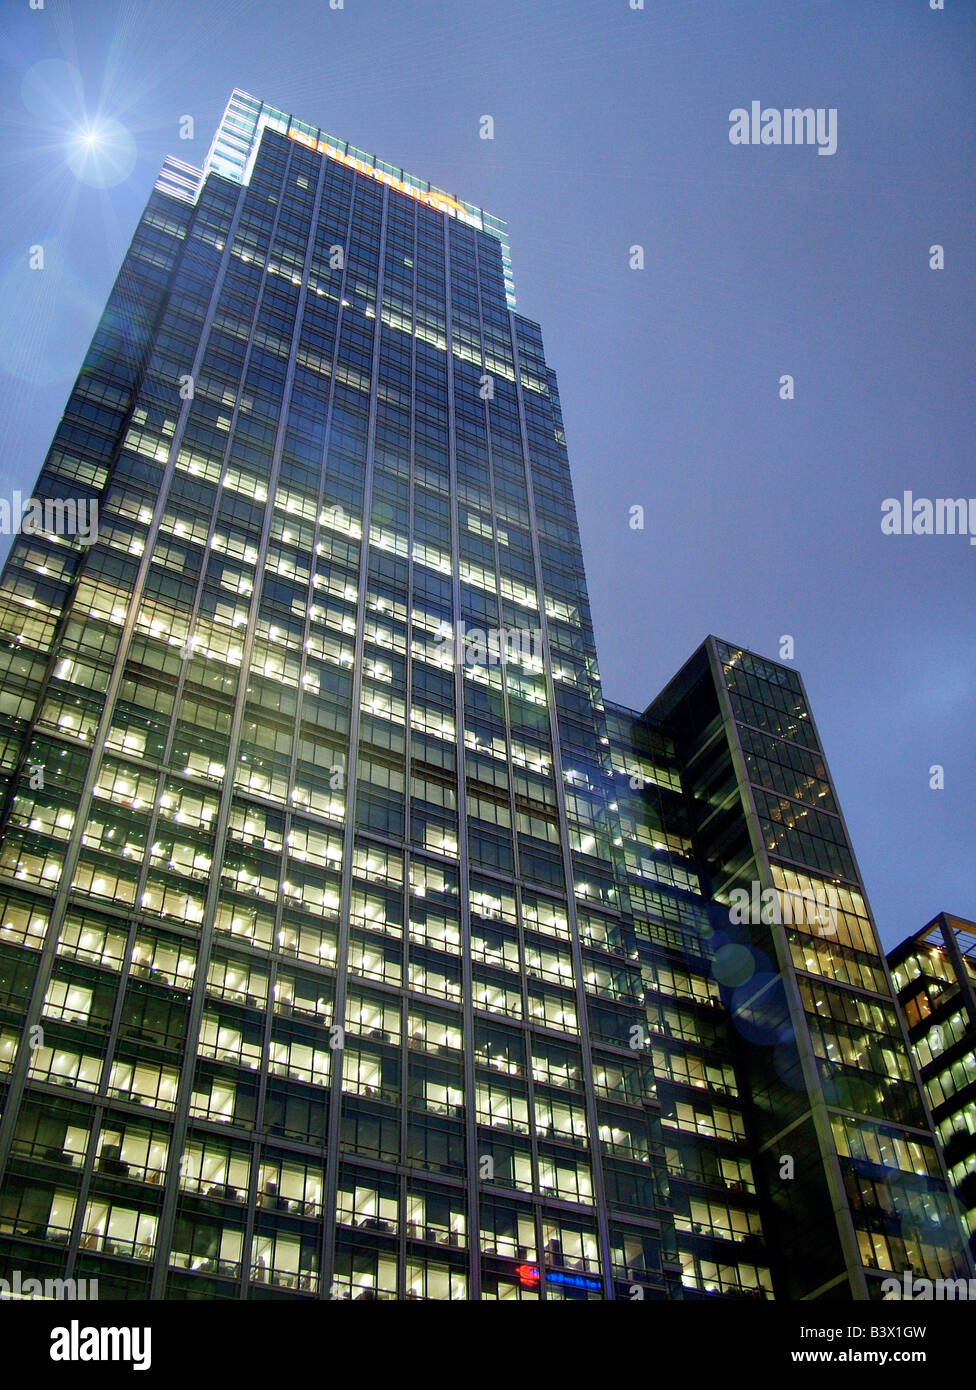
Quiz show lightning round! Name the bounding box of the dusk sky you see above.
[0,0,972,950]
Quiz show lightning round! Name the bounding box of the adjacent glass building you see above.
[0,91,968,1300]
[889,914,976,1265]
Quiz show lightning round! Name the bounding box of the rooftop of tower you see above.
[155,88,515,308]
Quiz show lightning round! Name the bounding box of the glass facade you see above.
[890,915,976,1263]
[0,91,968,1301]
[644,641,970,1298]
[603,703,771,1299]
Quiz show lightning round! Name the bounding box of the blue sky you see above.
[0,0,973,949]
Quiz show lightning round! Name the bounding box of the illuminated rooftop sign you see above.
[185,90,516,308]
[287,129,470,221]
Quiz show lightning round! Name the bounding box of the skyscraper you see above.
[0,91,968,1301]
[889,914,976,1267]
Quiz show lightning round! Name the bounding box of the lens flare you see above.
[65,116,137,187]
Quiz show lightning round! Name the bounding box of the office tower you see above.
[889,915,976,1263]
[602,696,772,1298]
[613,644,973,1298]
[0,91,967,1301]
